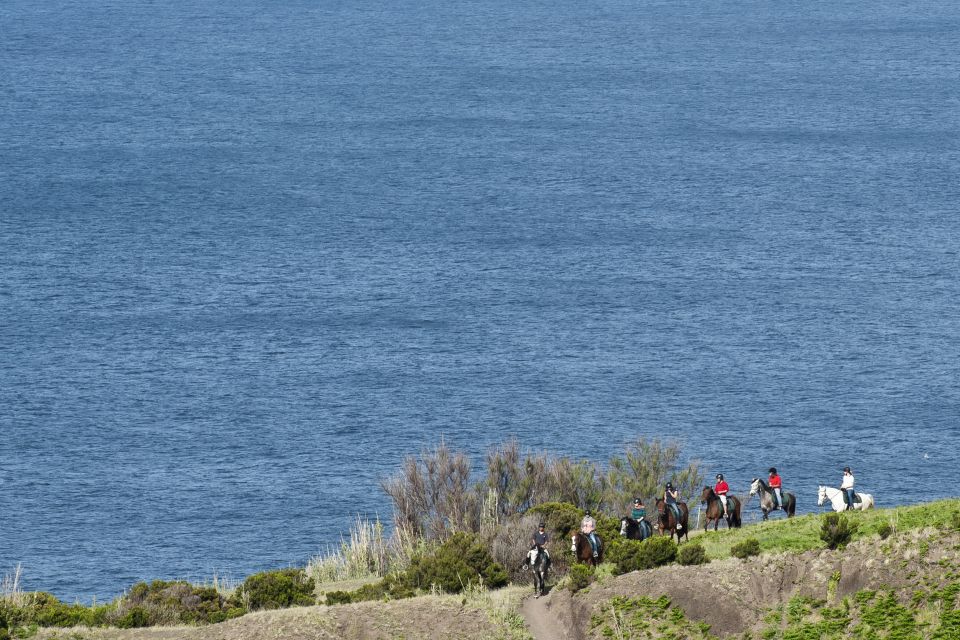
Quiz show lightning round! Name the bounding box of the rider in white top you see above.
[581,512,599,558]
[840,467,855,510]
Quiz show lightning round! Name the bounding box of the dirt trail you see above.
[521,591,579,640]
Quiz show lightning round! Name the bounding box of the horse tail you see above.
[787,493,797,517]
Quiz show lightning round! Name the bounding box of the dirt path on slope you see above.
[521,590,582,640]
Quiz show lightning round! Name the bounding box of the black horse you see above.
[620,516,654,541]
[523,545,550,597]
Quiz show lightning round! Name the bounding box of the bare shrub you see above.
[484,441,607,519]
[485,439,553,517]
[380,441,479,540]
[487,514,542,583]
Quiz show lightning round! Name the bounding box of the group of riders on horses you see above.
[527,465,863,557]
[523,466,864,596]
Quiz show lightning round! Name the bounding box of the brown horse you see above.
[700,486,742,530]
[654,498,689,543]
[570,531,603,566]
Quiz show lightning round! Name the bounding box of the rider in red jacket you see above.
[768,467,783,509]
[714,474,730,516]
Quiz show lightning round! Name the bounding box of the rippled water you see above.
[2,0,960,602]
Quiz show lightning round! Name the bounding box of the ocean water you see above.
[2,0,960,602]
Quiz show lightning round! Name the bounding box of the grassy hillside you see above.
[694,498,960,559]
[8,499,960,640]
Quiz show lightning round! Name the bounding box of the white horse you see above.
[818,485,874,512]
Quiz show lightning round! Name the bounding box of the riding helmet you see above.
[539,522,546,528]
[716,473,724,480]
[665,482,673,489]
[768,467,777,474]
[843,466,851,473]
[633,497,642,503]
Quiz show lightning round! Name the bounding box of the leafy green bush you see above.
[731,538,761,559]
[594,514,621,544]
[331,573,415,604]
[677,543,708,566]
[108,579,244,626]
[327,535,505,604]
[608,536,677,574]
[950,511,960,532]
[406,532,507,593]
[877,522,893,540]
[527,502,583,538]
[235,569,315,610]
[567,564,594,592]
[324,590,354,606]
[820,514,859,550]
[0,591,110,631]
[114,607,151,629]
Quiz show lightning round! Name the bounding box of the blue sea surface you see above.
[2,0,960,602]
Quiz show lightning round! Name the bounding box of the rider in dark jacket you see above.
[664,483,682,530]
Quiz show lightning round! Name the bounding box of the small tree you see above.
[677,543,708,566]
[731,538,761,559]
[605,438,704,509]
[567,564,595,592]
[820,513,859,550]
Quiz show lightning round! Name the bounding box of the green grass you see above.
[696,499,960,561]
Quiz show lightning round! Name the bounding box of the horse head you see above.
[700,486,713,503]
[749,478,761,495]
[620,517,628,536]
[817,485,828,506]
[525,546,539,568]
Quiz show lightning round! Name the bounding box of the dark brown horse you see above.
[570,531,603,566]
[700,486,742,530]
[654,498,689,543]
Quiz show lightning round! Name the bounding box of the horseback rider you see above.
[664,482,682,530]
[714,474,730,517]
[768,467,783,509]
[531,521,550,558]
[581,511,600,558]
[631,497,646,521]
[840,467,856,510]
